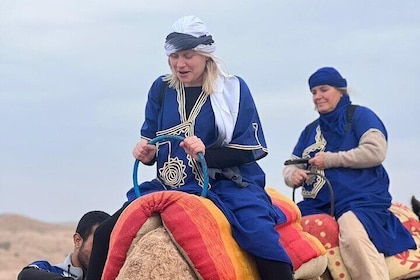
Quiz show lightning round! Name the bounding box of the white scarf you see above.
[210,72,240,146]
[165,15,216,56]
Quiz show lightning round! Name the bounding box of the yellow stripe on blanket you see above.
[196,196,259,278]
[157,192,259,279]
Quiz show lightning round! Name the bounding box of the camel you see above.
[100,190,420,280]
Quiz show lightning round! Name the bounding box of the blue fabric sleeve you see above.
[229,76,268,161]
[140,76,167,139]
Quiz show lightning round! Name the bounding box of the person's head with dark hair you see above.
[72,210,110,272]
[76,210,110,240]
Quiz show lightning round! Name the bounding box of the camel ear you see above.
[411,196,420,218]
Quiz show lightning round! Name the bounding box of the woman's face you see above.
[311,85,342,114]
[169,50,207,87]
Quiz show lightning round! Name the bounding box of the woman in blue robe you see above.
[283,66,416,279]
[86,16,293,280]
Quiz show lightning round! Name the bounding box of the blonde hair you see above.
[338,87,349,95]
[163,52,220,94]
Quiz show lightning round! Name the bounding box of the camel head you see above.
[412,196,420,219]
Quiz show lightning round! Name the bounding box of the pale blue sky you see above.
[1,0,419,222]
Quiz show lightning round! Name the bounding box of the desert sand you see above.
[0,213,75,280]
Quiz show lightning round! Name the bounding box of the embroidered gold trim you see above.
[301,125,327,199]
[225,122,267,152]
[155,85,211,190]
[158,156,187,189]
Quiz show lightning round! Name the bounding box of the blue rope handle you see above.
[133,135,209,198]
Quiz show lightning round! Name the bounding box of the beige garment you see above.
[338,211,389,280]
[323,129,387,169]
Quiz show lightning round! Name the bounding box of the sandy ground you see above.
[0,214,75,280]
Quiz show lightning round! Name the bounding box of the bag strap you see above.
[345,104,359,132]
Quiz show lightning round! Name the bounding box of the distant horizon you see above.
[0,212,77,225]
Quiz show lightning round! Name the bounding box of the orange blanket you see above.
[103,188,326,279]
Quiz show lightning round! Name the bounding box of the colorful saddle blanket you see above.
[102,188,327,280]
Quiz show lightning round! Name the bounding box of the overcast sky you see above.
[1,0,419,223]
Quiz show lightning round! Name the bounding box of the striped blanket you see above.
[102,188,327,279]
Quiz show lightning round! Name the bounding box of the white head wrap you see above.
[164,15,216,56]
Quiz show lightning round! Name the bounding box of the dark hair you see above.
[75,210,110,240]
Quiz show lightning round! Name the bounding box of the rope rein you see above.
[133,135,209,198]
[285,159,335,216]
